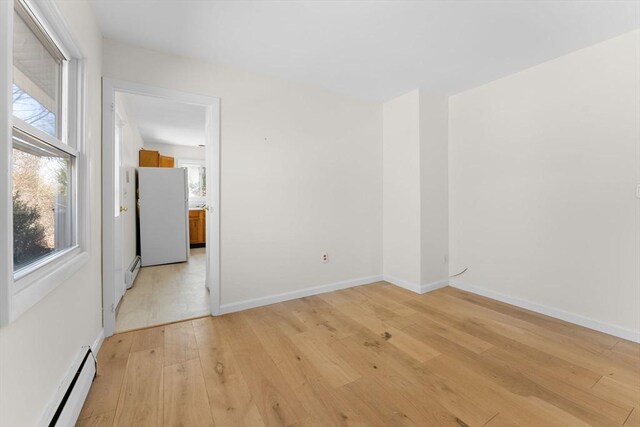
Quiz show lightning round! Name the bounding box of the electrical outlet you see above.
[322,253,329,263]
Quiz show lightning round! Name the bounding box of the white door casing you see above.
[114,113,125,305]
[101,78,221,336]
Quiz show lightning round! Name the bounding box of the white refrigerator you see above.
[138,167,190,267]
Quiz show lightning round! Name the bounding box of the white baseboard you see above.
[382,275,420,293]
[39,328,104,427]
[92,328,105,355]
[382,275,448,294]
[420,279,450,294]
[451,279,640,343]
[220,275,383,314]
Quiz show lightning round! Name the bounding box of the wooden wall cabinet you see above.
[139,149,175,168]
[189,210,206,246]
[159,155,175,168]
[139,149,160,167]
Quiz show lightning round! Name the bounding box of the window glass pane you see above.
[12,141,72,271]
[185,165,206,199]
[12,9,62,137]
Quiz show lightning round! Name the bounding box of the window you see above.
[12,7,62,138]
[11,3,78,279]
[1,0,87,323]
[12,134,72,272]
[178,159,206,207]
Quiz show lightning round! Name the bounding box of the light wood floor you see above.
[78,282,640,426]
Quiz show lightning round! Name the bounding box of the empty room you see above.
[0,1,638,426]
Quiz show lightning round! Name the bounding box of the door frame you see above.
[101,78,221,337]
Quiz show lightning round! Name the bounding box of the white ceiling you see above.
[122,93,206,147]
[93,1,640,101]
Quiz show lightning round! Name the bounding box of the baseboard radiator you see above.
[46,347,96,427]
[125,255,141,289]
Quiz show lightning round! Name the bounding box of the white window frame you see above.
[177,158,207,206]
[0,0,89,325]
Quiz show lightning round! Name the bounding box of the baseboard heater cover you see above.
[125,255,141,289]
[47,347,96,427]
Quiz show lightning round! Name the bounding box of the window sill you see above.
[12,248,90,320]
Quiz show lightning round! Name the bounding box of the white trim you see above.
[0,0,88,326]
[92,328,105,355]
[38,327,103,427]
[0,0,15,326]
[205,99,221,314]
[450,279,640,343]
[220,276,383,314]
[382,275,422,293]
[13,251,89,318]
[420,279,450,293]
[382,275,449,294]
[102,79,221,336]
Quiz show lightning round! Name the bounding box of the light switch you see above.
[637,184,640,199]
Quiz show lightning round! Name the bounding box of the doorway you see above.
[102,79,220,337]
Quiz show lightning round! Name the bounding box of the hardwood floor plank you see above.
[81,282,640,427]
[403,299,604,390]
[163,358,214,427]
[408,292,639,388]
[591,376,640,409]
[404,312,493,354]
[163,321,199,367]
[482,414,518,427]
[331,332,496,426]
[78,333,134,421]
[289,331,361,388]
[193,317,265,426]
[293,376,388,426]
[483,347,632,424]
[441,287,620,351]
[259,303,309,335]
[244,309,322,389]
[423,355,590,427]
[230,343,309,426]
[427,291,640,387]
[286,296,364,342]
[113,348,164,427]
[405,319,622,425]
[75,411,115,427]
[625,408,640,426]
[78,356,128,420]
[130,327,165,353]
[97,333,134,363]
[214,311,262,352]
[335,302,440,362]
[317,287,369,307]
[614,340,640,358]
[344,375,471,427]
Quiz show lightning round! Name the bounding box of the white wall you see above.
[449,30,640,338]
[382,90,421,285]
[144,141,205,162]
[0,1,103,425]
[103,39,383,305]
[382,89,449,290]
[419,92,449,286]
[115,93,144,273]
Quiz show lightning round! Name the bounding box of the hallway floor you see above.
[81,282,639,426]
[115,248,209,332]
